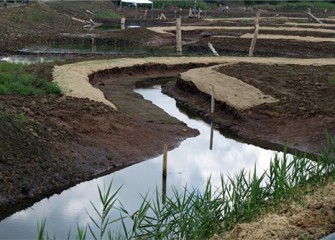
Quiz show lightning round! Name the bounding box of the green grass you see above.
[274,1,335,11]
[0,62,61,96]
[95,10,122,19]
[153,0,212,10]
[37,134,335,239]
[14,114,29,124]
[328,76,335,85]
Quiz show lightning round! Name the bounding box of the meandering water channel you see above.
[0,85,284,239]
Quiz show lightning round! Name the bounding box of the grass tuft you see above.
[0,62,61,96]
[328,76,335,85]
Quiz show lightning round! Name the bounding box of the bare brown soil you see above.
[0,93,198,219]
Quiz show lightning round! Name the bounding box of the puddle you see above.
[0,55,61,64]
[0,85,284,239]
[19,44,177,56]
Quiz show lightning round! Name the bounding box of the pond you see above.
[0,85,283,239]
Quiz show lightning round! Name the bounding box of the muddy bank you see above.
[163,63,335,155]
[89,62,212,120]
[56,58,335,157]
[0,92,198,220]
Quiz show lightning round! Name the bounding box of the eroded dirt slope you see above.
[0,94,198,219]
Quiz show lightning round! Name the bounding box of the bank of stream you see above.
[0,85,283,239]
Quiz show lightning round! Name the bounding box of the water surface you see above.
[19,44,177,56]
[1,55,61,64]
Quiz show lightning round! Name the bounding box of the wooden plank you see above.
[208,42,220,57]
[306,8,323,24]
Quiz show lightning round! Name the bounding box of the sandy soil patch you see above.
[148,25,335,35]
[180,64,278,110]
[239,33,335,42]
[221,181,335,240]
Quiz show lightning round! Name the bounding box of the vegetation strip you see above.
[0,62,60,96]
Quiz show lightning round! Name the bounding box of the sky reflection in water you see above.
[0,85,282,239]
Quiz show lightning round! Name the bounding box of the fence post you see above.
[211,85,215,113]
[162,144,168,203]
[176,17,182,55]
[249,9,261,57]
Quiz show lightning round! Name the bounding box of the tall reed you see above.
[37,137,335,239]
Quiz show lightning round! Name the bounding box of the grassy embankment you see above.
[0,61,60,134]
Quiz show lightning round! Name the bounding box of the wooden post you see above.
[208,42,220,57]
[210,85,215,113]
[162,144,168,177]
[121,18,125,30]
[176,17,182,55]
[210,86,215,150]
[91,37,96,53]
[162,173,167,204]
[248,9,261,57]
[306,8,322,24]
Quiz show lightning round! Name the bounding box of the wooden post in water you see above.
[210,85,215,113]
[248,9,261,57]
[162,174,167,204]
[162,144,168,177]
[210,86,215,150]
[121,18,125,30]
[91,37,96,53]
[162,144,168,203]
[176,17,182,55]
[209,122,214,150]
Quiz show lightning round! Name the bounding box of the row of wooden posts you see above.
[116,10,259,57]
[175,9,261,57]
